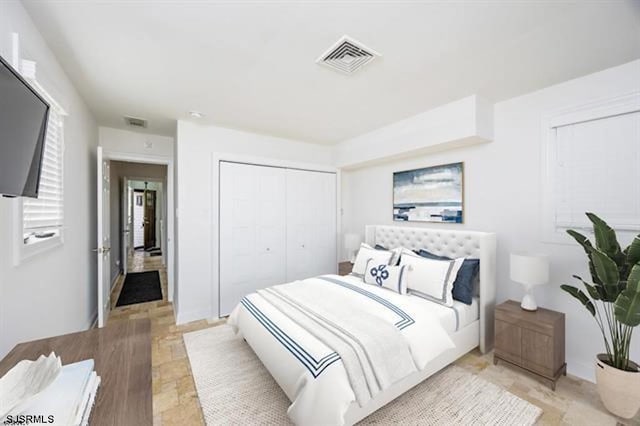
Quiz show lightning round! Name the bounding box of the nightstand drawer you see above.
[495,309,555,336]
[522,329,555,377]
[495,319,522,364]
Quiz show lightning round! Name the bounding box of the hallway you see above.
[108,251,223,425]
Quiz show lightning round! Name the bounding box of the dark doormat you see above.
[116,271,163,307]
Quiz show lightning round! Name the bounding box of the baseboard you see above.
[88,310,98,329]
[567,358,596,383]
[110,272,120,291]
[175,307,214,325]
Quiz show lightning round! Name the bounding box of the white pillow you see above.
[388,247,404,266]
[364,259,408,294]
[400,251,464,307]
[397,247,417,263]
[352,243,393,277]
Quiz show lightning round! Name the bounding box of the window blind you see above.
[23,108,64,234]
[553,111,640,231]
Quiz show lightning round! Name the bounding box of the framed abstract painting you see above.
[393,162,464,223]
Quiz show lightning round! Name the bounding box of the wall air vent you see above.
[316,35,381,75]
[124,116,148,128]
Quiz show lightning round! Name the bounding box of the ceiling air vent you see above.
[316,35,380,75]
[124,116,148,128]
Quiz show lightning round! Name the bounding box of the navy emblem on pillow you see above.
[364,260,408,295]
[369,264,390,285]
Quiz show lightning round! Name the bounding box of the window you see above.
[543,92,640,241]
[554,112,639,231]
[22,88,65,246]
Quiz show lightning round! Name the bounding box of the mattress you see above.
[407,294,480,334]
[228,274,458,425]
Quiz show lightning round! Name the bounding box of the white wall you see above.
[175,121,335,323]
[0,1,98,357]
[340,60,640,382]
[99,127,174,158]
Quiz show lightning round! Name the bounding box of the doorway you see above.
[117,176,166,308]
[130,180,164,262]
[96,147,174,327]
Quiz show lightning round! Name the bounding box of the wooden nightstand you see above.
[338,261,353,276]
[494,300,566,390]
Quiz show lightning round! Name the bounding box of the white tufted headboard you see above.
[365,225,497,353]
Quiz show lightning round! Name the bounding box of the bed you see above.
[228,225,496,425]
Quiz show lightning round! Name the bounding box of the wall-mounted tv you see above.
[0,54,50,198]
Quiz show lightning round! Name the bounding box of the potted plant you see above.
[561,213,640,419]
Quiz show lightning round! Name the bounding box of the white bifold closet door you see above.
[219,162,287,316]
[219,162,336,316]
[285,169,336,281]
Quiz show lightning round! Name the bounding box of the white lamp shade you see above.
[510,253,549,286]
[344,233,362,251]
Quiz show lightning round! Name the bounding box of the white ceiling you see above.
[23,0,640,144]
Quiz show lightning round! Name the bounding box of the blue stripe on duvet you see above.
[240,298,341,378]
[317,276,415,330]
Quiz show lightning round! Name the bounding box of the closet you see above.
[219,161,337,315]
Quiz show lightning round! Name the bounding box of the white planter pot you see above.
[595,354,640,419]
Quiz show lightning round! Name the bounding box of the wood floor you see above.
[108,252,223,425]
[109,253,639,426]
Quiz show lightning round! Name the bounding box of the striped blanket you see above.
[229,275,454,425]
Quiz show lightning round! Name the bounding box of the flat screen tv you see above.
[0,54,50,198]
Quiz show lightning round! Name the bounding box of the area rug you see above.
[115,270,163,306]
[184,325,543,425]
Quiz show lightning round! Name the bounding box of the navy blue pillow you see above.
[416,249,479,305]
[374,244,387,250]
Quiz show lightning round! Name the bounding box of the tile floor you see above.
[108,253,639,426]
[108,252,223,425]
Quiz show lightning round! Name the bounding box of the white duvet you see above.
[228,274,454,426]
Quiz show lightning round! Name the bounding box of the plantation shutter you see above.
[23,107,64,234]
[553,110,640,231]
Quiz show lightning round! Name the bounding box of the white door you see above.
[96,147,111,327]
[219,162,287,316]
[133,191,145,248]
[121,177,129,274]
[286,169,336,281]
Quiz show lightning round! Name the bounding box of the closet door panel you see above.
[287,223,314,281]
[220,163,255,315]
[220,162,286,316]
[253,166,286,288]
[286,169,336,281]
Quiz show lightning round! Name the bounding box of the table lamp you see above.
[510,253,549,311]
[344,233,362,263]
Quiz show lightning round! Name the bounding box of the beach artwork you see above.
[393,162,464,223]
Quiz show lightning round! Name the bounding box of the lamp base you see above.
[521,289,538,311]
